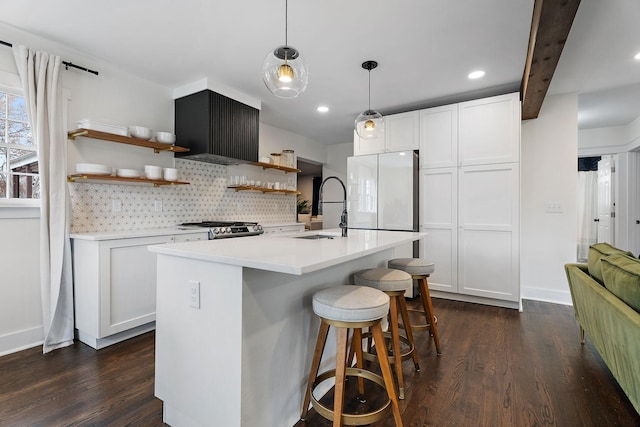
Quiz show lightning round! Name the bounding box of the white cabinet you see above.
[457,164,520,302]
[385,111,420,152]
[458,93,520,166]
[353,111,419,156]
[174,232,208,242]
[419,92,520,308]
[419,167,458,294]
[72,233,190,349]
[419,104,458,168]
[353,130,385,156]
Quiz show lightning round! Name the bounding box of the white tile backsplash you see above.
[69,159,296,233]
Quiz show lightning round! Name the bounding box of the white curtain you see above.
[13,45,74,353]
[577,171,598,261]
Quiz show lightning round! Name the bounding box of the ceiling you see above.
[0,0,638,143]
[548,0,640,130]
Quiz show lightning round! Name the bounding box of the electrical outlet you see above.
[189,280,200,309]
[111,199,121,212]
[155,199,163,212]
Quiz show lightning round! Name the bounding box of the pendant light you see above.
[355,60,384,139]
[262,0,309,98]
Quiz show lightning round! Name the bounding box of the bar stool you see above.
[388,258,442,355]
[354,268,420,400]
[301,285,403,427]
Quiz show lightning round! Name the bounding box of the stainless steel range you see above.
[180,221,264,240]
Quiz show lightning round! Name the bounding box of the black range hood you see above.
[175,90,259,165]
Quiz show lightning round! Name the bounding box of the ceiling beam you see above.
[521,0,581,120]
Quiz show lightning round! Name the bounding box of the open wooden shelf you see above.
[228,185,300,195]
[68,128,190,154]
[68,174,190,187]
[250,162,300,173]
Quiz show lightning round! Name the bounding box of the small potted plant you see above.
[297,197,310,214]
[297,197,311,228]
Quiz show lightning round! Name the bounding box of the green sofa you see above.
[565,243,640,414]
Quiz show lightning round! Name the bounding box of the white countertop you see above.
[148,228,425,275]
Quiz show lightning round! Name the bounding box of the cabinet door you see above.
[458,92,520,166]
[419,167,458,293]
[385,111,419,152]
[99,235,173,336]
[419,104,458,168]
[174,232,209,243]
[353,130,385,156]
[458,163,519,302]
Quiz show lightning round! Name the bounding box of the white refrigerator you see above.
[347,150,418,232]
[347,150,420,296]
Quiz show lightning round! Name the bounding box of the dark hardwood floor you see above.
[1,299,638,426]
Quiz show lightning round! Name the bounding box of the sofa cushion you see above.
[588,243,634,285]
[601,253,640,313]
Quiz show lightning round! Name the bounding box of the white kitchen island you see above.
[149,229,425,427]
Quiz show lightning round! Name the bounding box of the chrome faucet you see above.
[318,176,348,237]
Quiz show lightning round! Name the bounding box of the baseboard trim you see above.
[0,326,44,357]
[429,291,520,310]
[76,322,156,350]
[520,287,573,306]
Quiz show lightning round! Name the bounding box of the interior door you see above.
[597,155,615,244]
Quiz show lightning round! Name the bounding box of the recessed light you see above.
[468,70,485,79]
[634,52,640,61]
[317,106,329,113]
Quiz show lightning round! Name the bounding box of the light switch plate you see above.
[544,202,563,213]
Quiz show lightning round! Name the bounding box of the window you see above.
[0,87,39,199]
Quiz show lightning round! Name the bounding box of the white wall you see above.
[0,23,174,355]
[297,176,314,210]
[259,123,327,166]
[578,126,628,155]
[0,212,42,356]
[521,93,578,305]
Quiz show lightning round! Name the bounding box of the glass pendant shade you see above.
[355,109,384,139]
[262,46,309,98]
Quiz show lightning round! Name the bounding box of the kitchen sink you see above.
[295,234,335,240]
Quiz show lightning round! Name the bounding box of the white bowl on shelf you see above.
[155,131,176,144]
[76,163,112,175]
[116,169,141,178]
[163,168,178,181]
[128,126,152,140]
[144,165,163,180]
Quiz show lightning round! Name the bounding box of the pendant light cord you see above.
[285,0,288,47]
[368,70,372,111]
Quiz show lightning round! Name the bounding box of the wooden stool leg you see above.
[388,295,405,399]
[371,323,404,427]
[301,321,330,420]
[353,328,366,398]
[333,327,349,427]
[418,276,442,355]
[399,295,420,371]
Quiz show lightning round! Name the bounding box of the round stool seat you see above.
[388,258,435,276]
[312,285,389,322]
[354,268,412,292]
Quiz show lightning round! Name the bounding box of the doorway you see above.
[297,158,323,230]
[577,155,615,261]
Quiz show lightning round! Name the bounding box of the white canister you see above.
[282,149,295,168]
